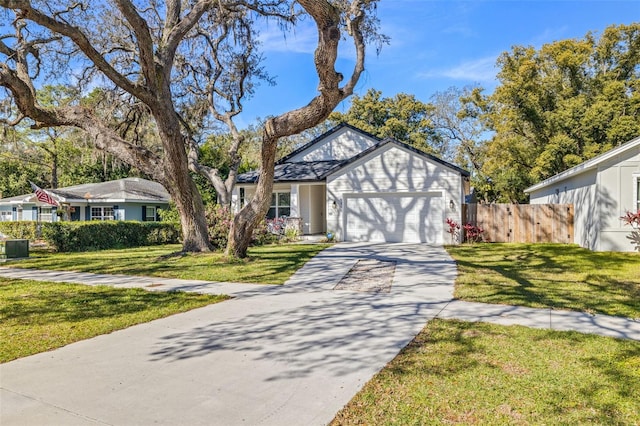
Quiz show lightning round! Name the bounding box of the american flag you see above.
[30,182,59,206]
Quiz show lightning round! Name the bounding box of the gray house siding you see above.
[528,139,640,252]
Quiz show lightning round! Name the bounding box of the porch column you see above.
[290,184,299,217]
[231,187,240,214]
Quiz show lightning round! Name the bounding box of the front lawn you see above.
[0,278,226,363]
[446,243,640,319]
[14,243,330,284]
[332,319,640,425]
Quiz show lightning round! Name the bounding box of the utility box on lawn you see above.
[0,239,29,259]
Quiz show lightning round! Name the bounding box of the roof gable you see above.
[280,123,381,163]
[329,137,470,178]
[525,135,640,193]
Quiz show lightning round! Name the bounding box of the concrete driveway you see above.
[1,243,456,426]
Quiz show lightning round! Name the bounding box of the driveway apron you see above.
[0,243,456,426]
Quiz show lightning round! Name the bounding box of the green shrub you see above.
[0,221,40,240]
[206,205,233,250]
[40,221,180,252]
[252,219,278,246]
[283,225,300,242]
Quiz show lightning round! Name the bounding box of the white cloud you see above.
[257,20,317,54]
[531,26,570,47]
[419,55,499,83]
[257,18,361,60]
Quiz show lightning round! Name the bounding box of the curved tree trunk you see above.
[227,129,278,256]
[226,0,368,258]
[155,107,213,252]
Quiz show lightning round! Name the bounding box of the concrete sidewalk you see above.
[0,266,269,297]
[1,243,456,426]
[438,300,640,341]
[1,243,638,426]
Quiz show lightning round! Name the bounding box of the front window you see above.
[91,206,115,221]
[0,211,12,222]
[39,207,53,222]
[145,206,157,222]
[267,192,291,219]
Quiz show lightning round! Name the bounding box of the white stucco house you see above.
[233,124,470,243]
[0,178,170,223]
[525,136,640,252]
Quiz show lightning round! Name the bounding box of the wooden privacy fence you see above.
[462,204,574,244]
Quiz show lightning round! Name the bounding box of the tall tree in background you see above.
[429,86,488,171]
[0,1,383,256]
[1,86,134,197]
[329,89,448,157]
[476,23,640,202]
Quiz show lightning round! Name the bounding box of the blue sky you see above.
[236,0,640,128]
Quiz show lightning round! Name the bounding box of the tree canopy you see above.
[475,23,640,202]
[329,89,445,155]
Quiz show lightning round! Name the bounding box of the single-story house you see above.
[233,124,470,243]
[525,136,640,252]
[0,178,170,223]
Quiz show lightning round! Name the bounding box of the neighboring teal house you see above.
[0,178,170,223]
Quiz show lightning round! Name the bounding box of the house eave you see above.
[237,178,326,185]
[276,123,382,164]
[524,135,640,194]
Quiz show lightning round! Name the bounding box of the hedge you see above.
[0,221,179,252]
[0,221,39,240]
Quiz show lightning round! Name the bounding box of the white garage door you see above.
[345,195,444,243]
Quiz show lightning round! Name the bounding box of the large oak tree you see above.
[0,0,382,257]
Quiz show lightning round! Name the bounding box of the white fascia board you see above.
[525,135,640,194]
[83,199,128,204]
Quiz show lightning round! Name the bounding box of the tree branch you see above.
[113,0,158,93]
[0,64,162,179]
[2,1,153,104]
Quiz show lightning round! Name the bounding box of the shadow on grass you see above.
[16,244,330,284]
[364,320,640,425]
[448,244,640,318]
[0,280,219,325]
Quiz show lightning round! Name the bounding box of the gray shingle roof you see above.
[236,136,470,184]
[0,178,170,204]
[236,161,344,183]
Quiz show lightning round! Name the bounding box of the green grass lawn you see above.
[0,278,227,363]
[332,319,640,425]
[446,243,640,319]
[14,243,330,284]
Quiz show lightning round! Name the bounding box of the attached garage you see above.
[327,140,469,244]
[344,194,444,243]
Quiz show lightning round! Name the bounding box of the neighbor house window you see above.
[145,206,157,222]
[267,192,290,219]
[39,207,53,222]
[0,211,12,221]
[91,206,114,221]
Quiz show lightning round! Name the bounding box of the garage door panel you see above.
[345,195,443,243]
